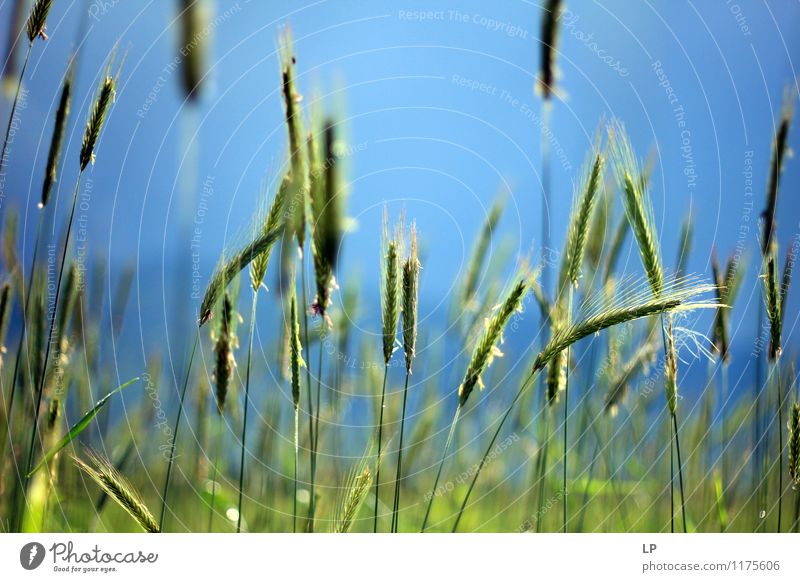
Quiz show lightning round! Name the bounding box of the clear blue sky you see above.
[3,0,799,395]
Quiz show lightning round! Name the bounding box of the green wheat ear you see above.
[789,402,800,489]
[608,121,663,297]
[458,277,528,407]
[26,0,54,42]
[74,450,160,533]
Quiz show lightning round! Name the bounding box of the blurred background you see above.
[1,0,799,423]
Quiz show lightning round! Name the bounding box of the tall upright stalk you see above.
[159,331,199,531]
[421,406,460,531]
[236,291,259,532]
[373,365,389,532]
[562,286,573,532]
[391,371,411,532]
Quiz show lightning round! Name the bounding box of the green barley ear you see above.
[402,223,420,373]
[462,193,505,311]
[608,121,663,296]
[789,402,800,489]
[585,180,611,271]
[458,277,527,407]
[26,0,54,42]
[534,277,717,371]
[289,289,305,409]
[178,0,207,101]
[41,60,74,208]
[199,221,285,325]
[332,457,373,533]
[380,207,403,365]
[250,174,289,291]
[762,88,794,258]
[664,318,678,415]
[80,54,120,171]
[546,339,566,405]
[538,0,562,100]
[561,146,603,290]
[74,450,160,533]
[212,293,236,414]
[310,119,344,319]
[763,245,782,362]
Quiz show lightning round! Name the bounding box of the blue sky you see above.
[3,0,799,397]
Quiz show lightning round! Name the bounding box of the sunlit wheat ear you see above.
[74,450,160,533]
[178,0,207,101]
[462,193,505,311]
[80,53,122,171]
[402,223,420,373]
[789,402,800,489]
[332,458,373,533]
[310,119,344,319]
[199,222,285,325]
[533,276,718,372]
[763,246,782,362]
[762,88,795,257]
[0,282,12,362]
[380,207,403,365]
[41,62,74,208]
[560,147,603,292]
[289,290,305,409]
[250,174,289,292]
[664,318,678,415]
[212,293,236,414]
[546,341,566,405]
[26,0,54,42]
[608,121,663,296]
[458,277,528,407]
[538,0,563,100]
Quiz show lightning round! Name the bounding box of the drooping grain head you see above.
[402,223,420,374]
[213,293,236,414]
[251,174,289,292]
[533,277,717,372]
[26,0,54,43]
[42,62,73,208]
[380,207,403,365]
[762,89,795,258]
[538,0,563,100]
[199,222,285,325]
[80,73,117,171]
[74,451,160,533]
[608,122,663,297]
[458,278,527,407]
[789,402,800,489]
[664,318,678,415]
[178,0,207,101]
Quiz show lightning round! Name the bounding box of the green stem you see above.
[373,364,389,532]
[2,210,44,460]
[159,330,199,531]
[421,406,461,532]
[670,414,675,533]
[672,412,687,533]
[207,413,220,532]
[237,290,259,532]
[776,363,783,533]
[16,173,82,532]
[293,405,299,533]
[562,286,573,533]
[391,370,411,532]
[452,371,537,532]
[300,259,315,531]
[0,42,32,178]
[536,406,552,532]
